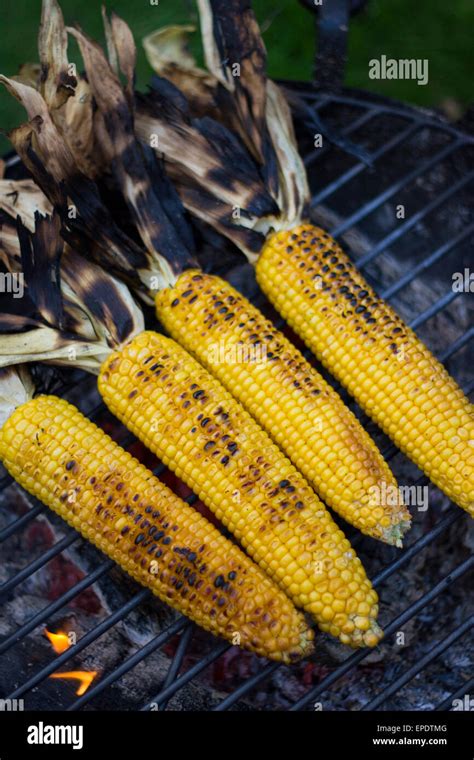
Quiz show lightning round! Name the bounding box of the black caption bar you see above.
[0,711,472,757]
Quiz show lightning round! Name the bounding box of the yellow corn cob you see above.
[257,223,474,516]
[98,331,382,647]
[0,395,313,662]
[156,270,411,545]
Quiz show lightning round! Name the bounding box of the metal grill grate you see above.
[0,86,473,712]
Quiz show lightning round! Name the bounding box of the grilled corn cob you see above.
[257,224,474,516]
[0,394,313,661]
[0,39,382,647]
[134,6,474,515]
[98,330,382,647]
[1,207,380,647]
[156,270,411,544]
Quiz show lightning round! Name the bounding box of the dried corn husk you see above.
[0,210,144,373]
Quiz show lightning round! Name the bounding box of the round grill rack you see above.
[0,84,473,712]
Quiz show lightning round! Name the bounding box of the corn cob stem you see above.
[156,270,411,546]
[0,394,313,662]
[256,223,474,517]
[98,331,382,647]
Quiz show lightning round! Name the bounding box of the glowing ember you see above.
[49,671,98,696]
[44,629,71,654]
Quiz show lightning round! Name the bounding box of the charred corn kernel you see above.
[257,224,474,516]
[98,331,383,647]
[156,270,410,545]
[0,395,313,663]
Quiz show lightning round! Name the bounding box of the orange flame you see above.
[44,629,71,654]
[44,628,98,695]
[49,671,98,696]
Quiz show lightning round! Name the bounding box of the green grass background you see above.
[1,0,472,154]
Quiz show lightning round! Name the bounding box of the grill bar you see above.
[463,378,474,396]
[147,519,470,712]
[211,508,461,710]
[382,225,474,299]
[7,589,151,700]
[0,533,79,600]
[0,503,45,542]
[435,677,474,711]
[157,623,194,711]
[0,86,471,712]
[67,617,186,711]
[438,328,474,363]
[311,122,419,206]
[304,107,383,168]
[0,560,114,656]
[141,642,230,711]
[371,511,461,585]
[361,615,473,711]
[363,181,474,272]
[213,662,280,712]
[330,140,466,236]
[304,92,474,141]
[290,556,473,711]
[409,291,459,331]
